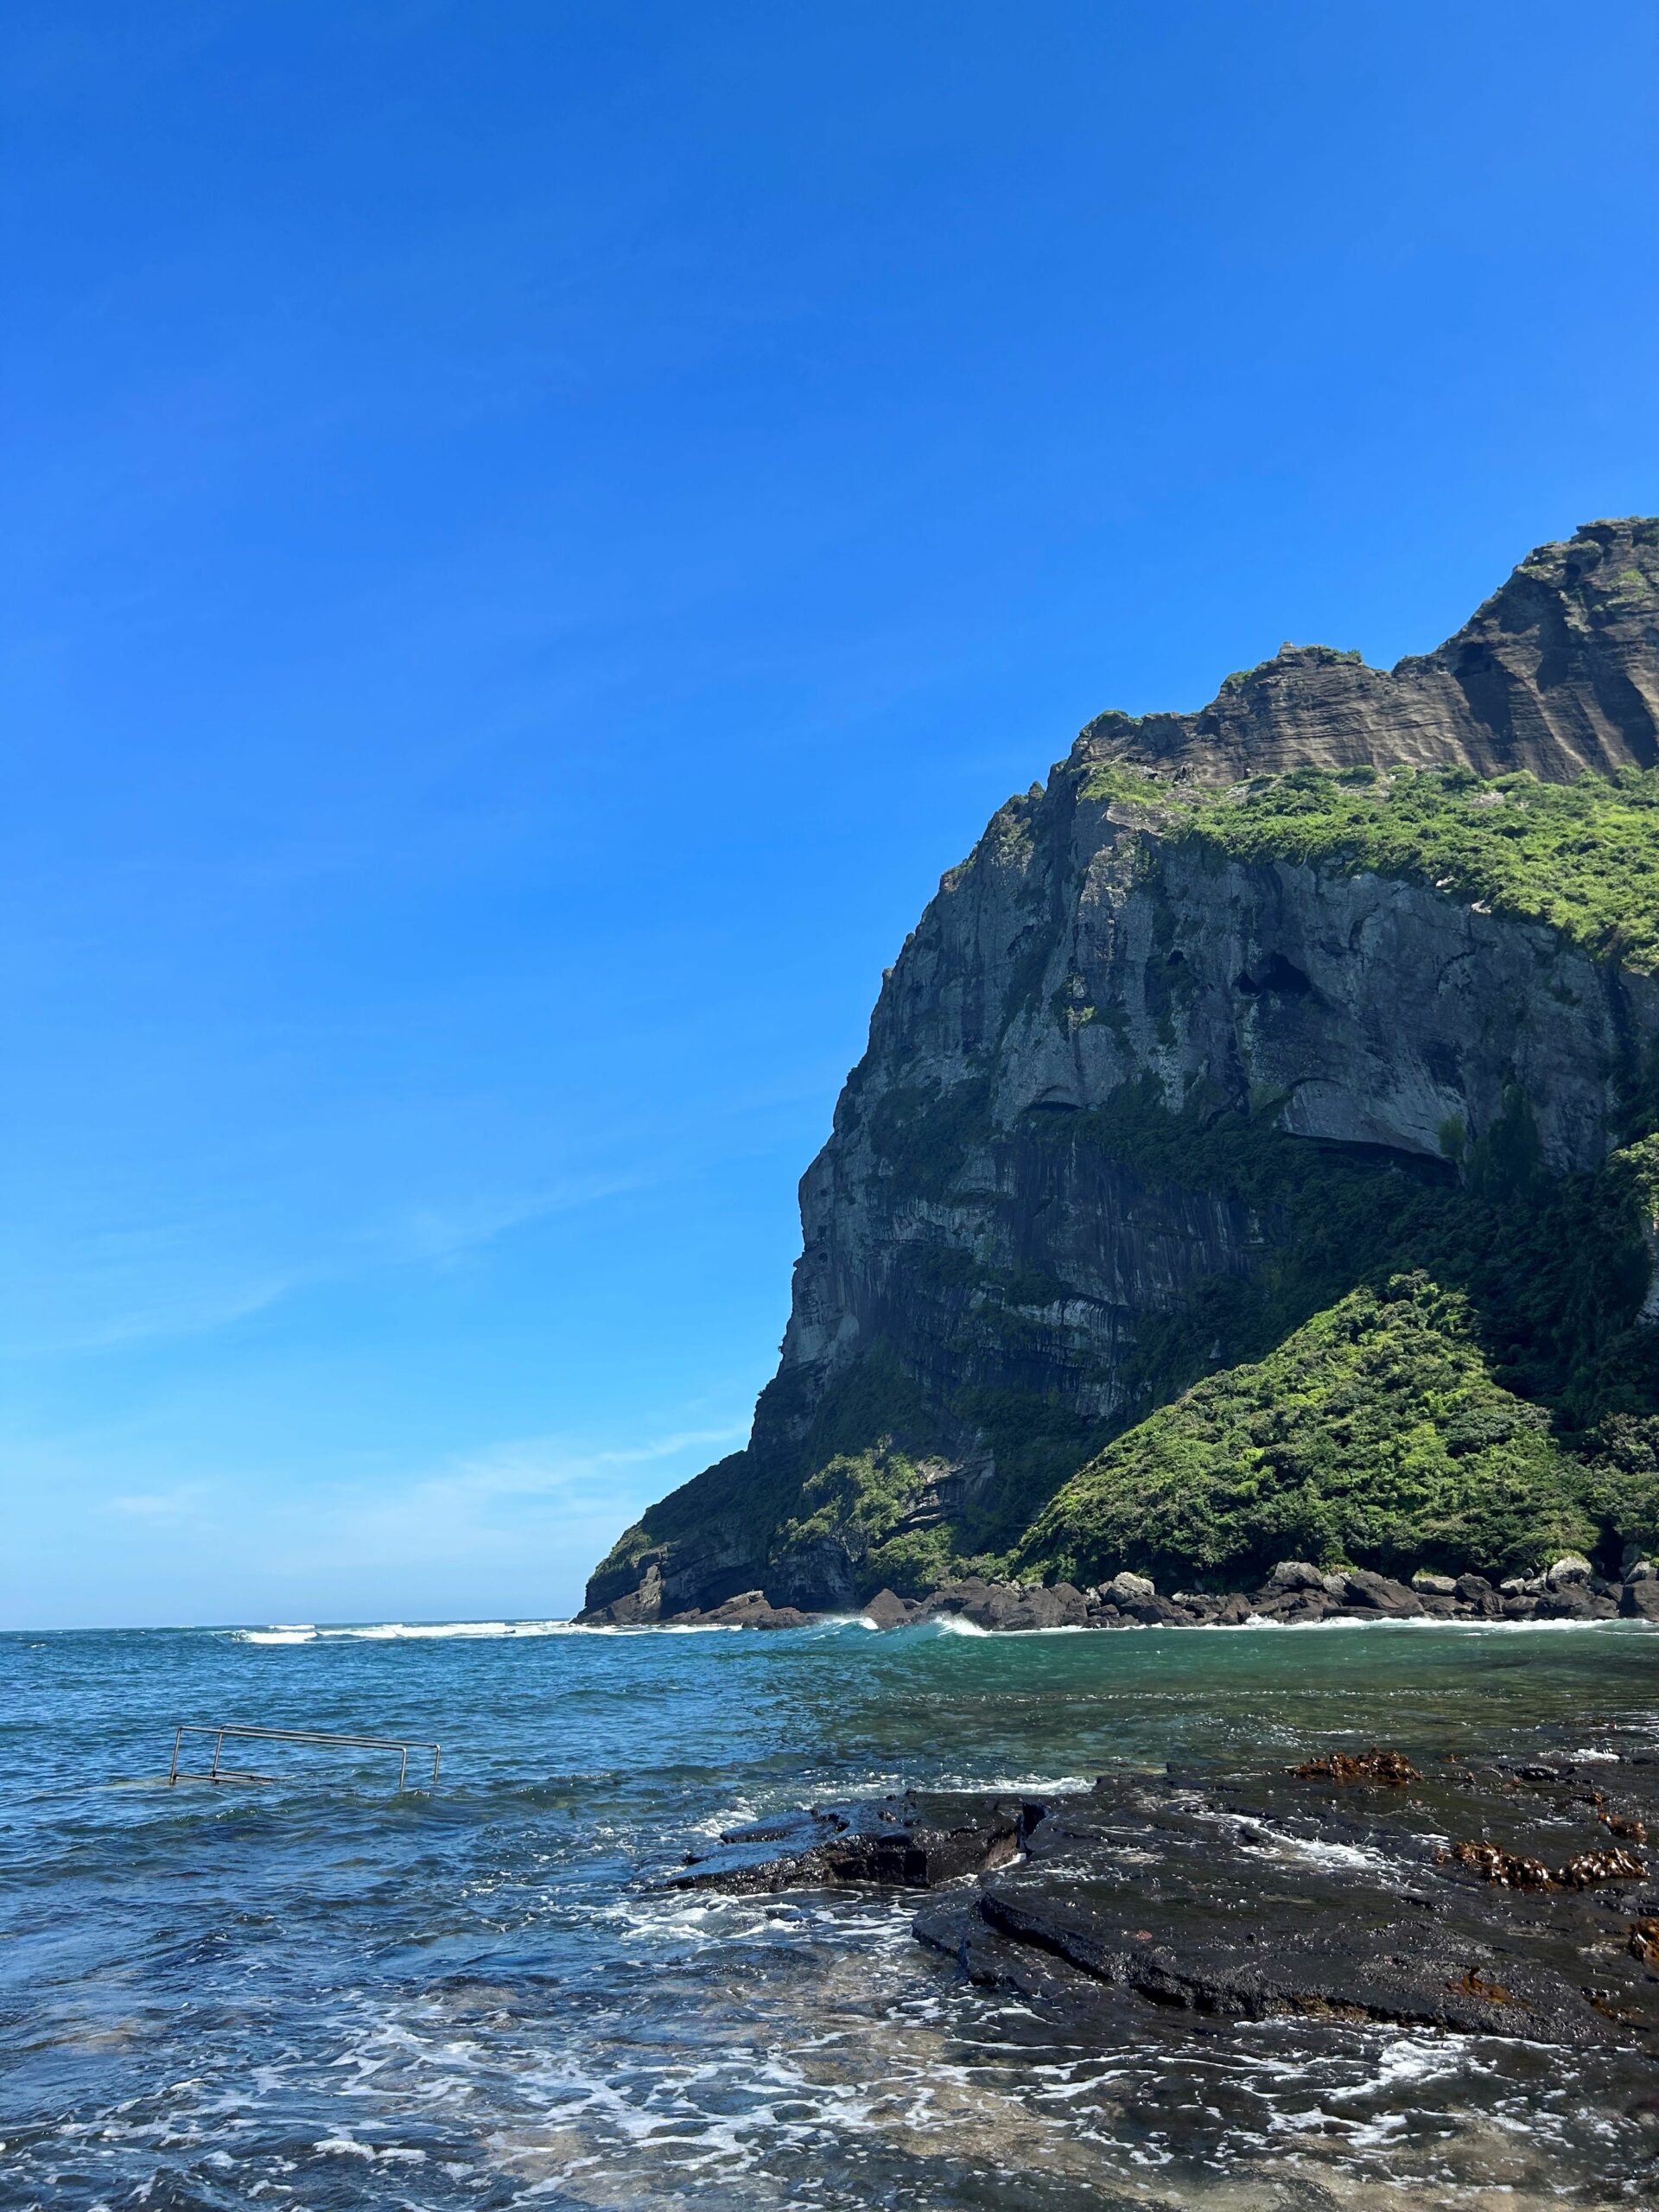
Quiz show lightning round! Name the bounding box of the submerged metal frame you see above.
[167,1722,442,1789]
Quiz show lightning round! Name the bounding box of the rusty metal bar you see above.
[167,1723,441,1789]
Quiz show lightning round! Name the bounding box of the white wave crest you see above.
[226,1616,767,1645]
[227,1609,1654,1648]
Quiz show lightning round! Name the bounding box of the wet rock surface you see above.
[655,1588,817,1630]
[668,1789,1022,1895]
[591,1550,1659,1632]
[842,1554,1648,1632]
[681,1751,1659,2052]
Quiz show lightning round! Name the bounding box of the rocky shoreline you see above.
[672,1745,1659,2053]
[619,1549,1659,1632]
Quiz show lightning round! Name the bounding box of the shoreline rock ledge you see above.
[602,1554,1659,1632]
[673,1751,1659,2051]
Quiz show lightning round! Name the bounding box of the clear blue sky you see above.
[4,3,1657,1628]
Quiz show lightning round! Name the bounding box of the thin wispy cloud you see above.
[247,1420,751,1583]
[106,1482,213,1519]
[0,1243,302,1359]
[382,1173,640,1268]
[3,1397,753,1625]
[439,1421,748,1499]
[0,1172,642,1358]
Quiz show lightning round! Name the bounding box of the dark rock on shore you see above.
[861,1587,918,1629]
[921,1784,1642,2047]
[680,1749,1659,2050]
[659,1589,816,1630]
[585,1549,1657,1633]
[912,1576,1091,1631]
[889,1553,1644,1632]
[669,1790,1023,1894]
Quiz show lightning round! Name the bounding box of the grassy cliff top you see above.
[1083,760,1659,972]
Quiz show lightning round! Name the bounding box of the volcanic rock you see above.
[670,1791,1023,1895]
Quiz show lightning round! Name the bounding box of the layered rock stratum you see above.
[583,519,1659,1624]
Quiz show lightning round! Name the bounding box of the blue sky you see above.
[4,3,1658,1628]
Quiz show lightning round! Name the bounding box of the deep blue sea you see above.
[4,1615,1657,2210]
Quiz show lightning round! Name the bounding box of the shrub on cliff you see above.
[1013,1274,1597,1589]
[1581,1414,1659,1561]
[1086,757,1659,973]
[1165,762,1659,973]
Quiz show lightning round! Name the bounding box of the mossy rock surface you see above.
[1084,759,1659,974]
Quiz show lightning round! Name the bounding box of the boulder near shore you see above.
[651,1552,1659,1631]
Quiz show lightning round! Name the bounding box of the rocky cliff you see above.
[583,518,1659,1623]
[1086,518,1659,785]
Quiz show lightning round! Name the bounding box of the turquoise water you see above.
[3,1615,1657,2209]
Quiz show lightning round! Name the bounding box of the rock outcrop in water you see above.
[677,1750,1659,2053]
[583,520,1659,1625]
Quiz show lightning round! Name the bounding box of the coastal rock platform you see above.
[679,1751,1659,2052]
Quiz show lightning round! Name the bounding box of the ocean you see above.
[3,1615,1656,2209]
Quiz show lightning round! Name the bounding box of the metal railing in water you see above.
[168,1723,442,1790]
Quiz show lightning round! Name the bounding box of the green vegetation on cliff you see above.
[768,1346,1103,1595]
[847,1080,1659,1592]
[1084,760,1659,972]
[1014,1274,1595,1588]
[584,527,1659,1620]
[1000,1095,1659,1582]
[589,1101,1659,1606]
[1043,1084,1659,1436]
[594,750,1659,1613]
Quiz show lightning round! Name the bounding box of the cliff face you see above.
[1090,518,1659,785]
[583,519,1659,1623]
